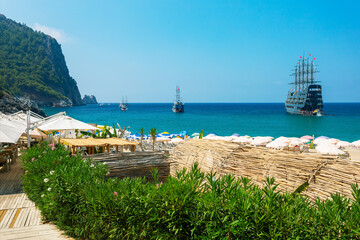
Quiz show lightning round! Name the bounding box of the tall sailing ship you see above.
[172,86,184,113]
[285,54,324,116]
[119,96,128,111]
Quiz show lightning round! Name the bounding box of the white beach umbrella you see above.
[232,136,252,143]
[274,137,291,143]
[336,141,353,148]
[289,138,304,147]
[266,141,288,149]
[352,140,360,147]
[10,112,42,124]
[170,138,184,144]
[37,115,98,131]
[156,137,171,141]
[0,116,27,130]
[204,135,219,140]
[251,137,273,146]
[314,136,330,145]
[218,136,236,142]
[300,138,311,143]
[0,122,24,143]
[325,138,340,145]
[316,144,345,155]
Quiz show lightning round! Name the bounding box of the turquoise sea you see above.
[43,103,360,142]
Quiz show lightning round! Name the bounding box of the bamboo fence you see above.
[85,151,172,181]
[169,139,360,201]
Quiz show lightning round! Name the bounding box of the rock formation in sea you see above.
[82,95,98,104]
[0,14,84,107]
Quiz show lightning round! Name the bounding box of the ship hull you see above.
[285,84,323,116]
[172,102,184,113]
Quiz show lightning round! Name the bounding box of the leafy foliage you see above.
[22,144,360,239]
[139,127,145,151]
[0,14,82,104]
[149,127,157,151]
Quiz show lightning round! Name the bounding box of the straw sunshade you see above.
[60,138,138,147]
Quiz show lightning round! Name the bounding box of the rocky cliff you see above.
[0,91,46,117]
[82,95,98,104]
[0,14,84,107]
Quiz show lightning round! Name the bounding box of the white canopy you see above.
[289,138,304,147]
[316,144,345,155]
[37,115,98,131]
[0,117,26,131]
[266,141,288,149]
[170,138,184,144]
[250,137,273,146]
[0,122,24,143]
[9,111,43,124]
[353,140,360,147]
[336,141,353,148]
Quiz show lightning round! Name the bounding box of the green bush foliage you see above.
[22,144,360,239]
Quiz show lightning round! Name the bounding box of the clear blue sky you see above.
[1,0,359,102]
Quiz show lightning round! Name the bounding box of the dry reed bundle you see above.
[169,139,359,201]
[85,151,172,181]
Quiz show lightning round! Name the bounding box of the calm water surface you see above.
[43,103,360,142]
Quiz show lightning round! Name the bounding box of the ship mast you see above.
[175,86,181,102]
[294,66,298,91]
[306,57,310,86]
[290,54,319,91]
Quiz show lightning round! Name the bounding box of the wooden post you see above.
[72,146,75,154]
[106,145,110,153]
[116,146,119,153]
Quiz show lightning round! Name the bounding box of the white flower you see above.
[107,172,110,175]
[41,194,44,198]
[47,187,51,191]
[44,178,49,183]
[90,164,95,168]
[50,170,55,175]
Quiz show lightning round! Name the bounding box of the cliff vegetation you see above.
[0,14,83,106]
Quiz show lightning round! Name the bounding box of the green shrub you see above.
[21,144,360,239]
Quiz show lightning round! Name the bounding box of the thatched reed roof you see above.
[60,137,138,147]
[60,138,106,147]
[94,137,138,146]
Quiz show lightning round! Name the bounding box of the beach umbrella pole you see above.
[27,110,31,148]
